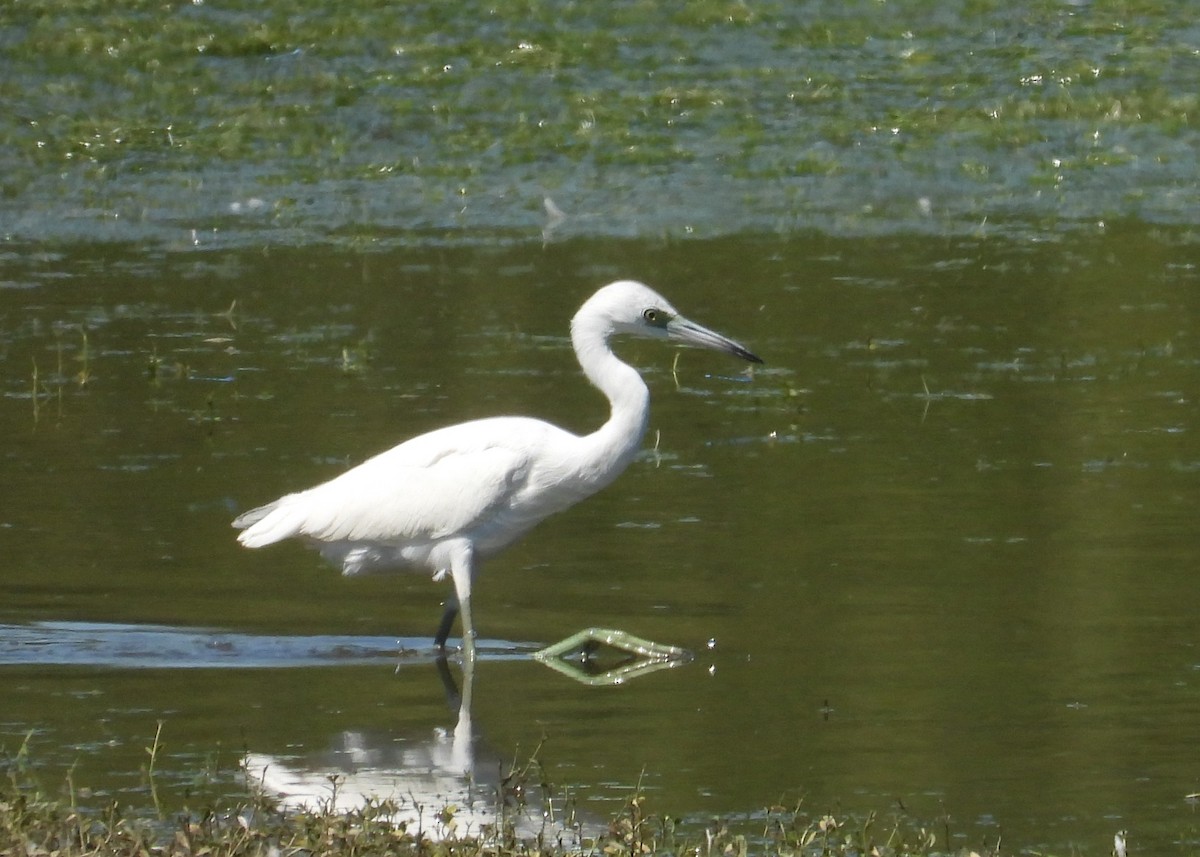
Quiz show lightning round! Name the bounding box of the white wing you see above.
[233,418,541,549]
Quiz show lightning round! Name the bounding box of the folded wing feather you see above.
[233,425,531,549]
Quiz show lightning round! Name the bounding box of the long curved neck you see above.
[571,317,651,485]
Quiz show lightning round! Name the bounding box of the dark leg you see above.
[434,594,460,650]
[433,649,461,711]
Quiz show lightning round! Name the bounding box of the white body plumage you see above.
[235,413,642,575]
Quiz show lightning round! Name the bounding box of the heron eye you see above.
[642,307,665,325]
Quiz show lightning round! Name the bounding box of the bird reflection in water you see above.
[244,655,590,843]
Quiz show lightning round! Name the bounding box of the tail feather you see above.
[232,495,305,548]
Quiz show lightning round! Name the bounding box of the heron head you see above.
[579,280,762,364]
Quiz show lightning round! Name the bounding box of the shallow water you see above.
[3,232,1197,854]
[3,1,1200,854]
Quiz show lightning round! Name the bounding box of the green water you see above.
[3,1,1200,854]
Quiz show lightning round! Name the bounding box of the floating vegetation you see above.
[27,325,91,425]
[2,0,1198,246]
[74,328,92,389]
[146,347,190,384]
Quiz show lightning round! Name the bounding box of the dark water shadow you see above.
[0,621,536,669]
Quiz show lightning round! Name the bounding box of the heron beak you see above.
[668,317,763,364]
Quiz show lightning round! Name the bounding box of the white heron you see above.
[232,280,762,663]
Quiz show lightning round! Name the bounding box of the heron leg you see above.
[448,543,477,663]
[458,590,476,663]
[434,594,459,650]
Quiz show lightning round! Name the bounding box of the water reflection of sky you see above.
[0,621,534,669]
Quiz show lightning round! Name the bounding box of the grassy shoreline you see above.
[0,779,980,857]
[3,738,986,857]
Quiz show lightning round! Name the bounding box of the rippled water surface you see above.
[2,1,1199,854]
